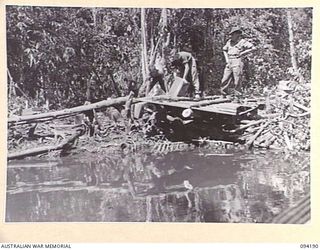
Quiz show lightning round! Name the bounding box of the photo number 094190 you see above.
[300,244,319,249]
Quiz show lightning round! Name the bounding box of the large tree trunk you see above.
[8,96,134,125]
[287,9,304,83]
[138,8,150,96]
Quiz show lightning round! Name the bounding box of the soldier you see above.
[146,64,167,94]
[220,27,256,95]
[146,53,167,95]
[171,51,201,99]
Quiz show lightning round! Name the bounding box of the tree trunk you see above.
[7,68,16,97]
[138,8,150,96]
[109,73,121,97]
[141,8,149,83]
[92,8,98,28]
[287,9,304,83]
[8,96,134,125]
[162,8,170,50]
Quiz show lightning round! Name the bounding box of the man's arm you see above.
[240,46,256,57]
[223,41,229,65]
[223,51,229,65]
[240,41,256,57]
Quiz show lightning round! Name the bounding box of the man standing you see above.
[171,51,201,99]
[221,27,256,95]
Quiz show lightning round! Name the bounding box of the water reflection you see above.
[6,148,310,223]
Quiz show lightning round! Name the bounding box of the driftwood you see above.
[258,135,276,148]
[230,119,265,133]
[8,96,134,125]
[293,102,310,113]
[246,121,272,148]
[282,100,310,113]
[287,112,310,118]
[8,130,82,160]
[258,111,282,119]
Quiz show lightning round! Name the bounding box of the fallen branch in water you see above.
[8,130,82,160]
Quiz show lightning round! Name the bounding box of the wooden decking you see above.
[139,95,260,117]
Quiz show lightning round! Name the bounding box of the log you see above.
[259,135,276,148]
[240,120,252,124]
[287,112,310,118]
[293,102,310,113]
[8,96,134,125]
[282,100,310,113]
[8,130,82,160]
[229,119,265,133]
[238,106,259,116]
[259,113,281,119]
[255,131,273,145]
[246,121,272,148]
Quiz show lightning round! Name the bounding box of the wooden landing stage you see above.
[134,95,264,140]
[136,95,262,122]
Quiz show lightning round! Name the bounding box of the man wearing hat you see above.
[171,51,201,99]
[220,27,256,95]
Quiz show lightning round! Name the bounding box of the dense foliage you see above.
[6,6,312,109]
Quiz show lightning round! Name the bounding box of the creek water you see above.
[6,147,310,223]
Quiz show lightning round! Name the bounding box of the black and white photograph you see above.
[6,6,312,223]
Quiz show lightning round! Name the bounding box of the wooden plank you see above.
[194,102,254,115]
[138,95,225,103]
[141,98,233,113]
[143,100,192,109]
[138,96,258,117]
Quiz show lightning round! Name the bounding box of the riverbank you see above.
[7,85,310,161]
